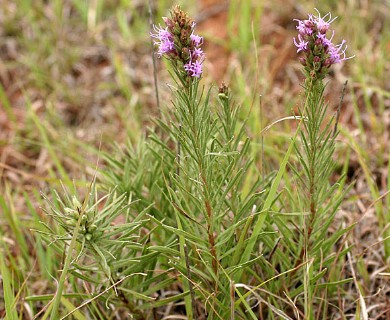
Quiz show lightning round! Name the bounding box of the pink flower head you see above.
[150,25,175,57]
[312,9,336,34]
[186,32,205,77]
[190,33,203,46]
[316,32,332,48]
[184,59,204,78]
[191,47,204,59]
[295,18,314,36]
[293,34,309,53]
[328,40,351,64]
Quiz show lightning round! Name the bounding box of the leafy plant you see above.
[39,180,153,319]
[33,5,359,320]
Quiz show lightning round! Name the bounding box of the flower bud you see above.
[173,24,181,35]
[313,56,321,62]
[64,207,74,214]
[72,196,81,210]
[218,82,229,102]
[163,17,174,29]
[181,47,190,61]
[88,224,98,233]
[323,58,332,67]
[180,29,190,45]
[66,219,76,227]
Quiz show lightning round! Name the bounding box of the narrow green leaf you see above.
[0,255,18,320]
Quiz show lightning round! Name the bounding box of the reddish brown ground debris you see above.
[197,0,230,82]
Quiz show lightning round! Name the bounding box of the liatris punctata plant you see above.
[289,9,354,317]
[147,5,268,319]
[41,181,151,320]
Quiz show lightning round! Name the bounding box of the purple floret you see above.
[191,47,204,59]
[190,33,203,46]
[295,19,313,36]
[151,25,175,57]
[313,11,335,33]
[328,40,349,64]
[293,34,309,53]
[184,59,203,78]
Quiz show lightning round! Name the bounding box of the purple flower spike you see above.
[293,9,354,80]
[151,5,206,79]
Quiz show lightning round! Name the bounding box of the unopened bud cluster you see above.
[293,9,353,82]
[64,196,102,241]
[151,5,205,78]
[218,82,229,102]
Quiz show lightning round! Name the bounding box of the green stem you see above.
[50,208,83,319]
[187,80,218,277]
[50,182,95,319]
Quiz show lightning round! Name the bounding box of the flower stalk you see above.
[291,9,354,317]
